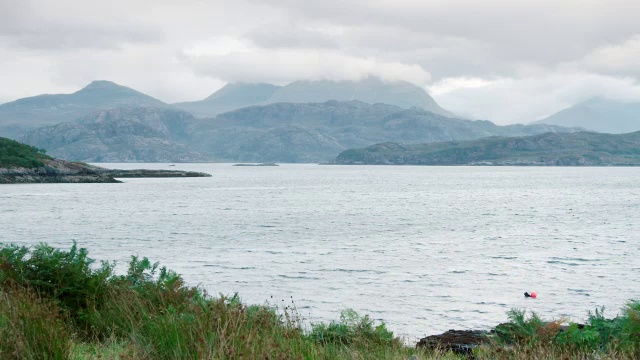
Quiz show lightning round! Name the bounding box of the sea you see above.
[1,163,639,340]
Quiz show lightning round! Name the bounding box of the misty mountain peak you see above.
[536,97,640,133]
[81,80,122,90]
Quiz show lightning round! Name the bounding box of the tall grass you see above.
[0,243,426,359]
[0,286,72,359]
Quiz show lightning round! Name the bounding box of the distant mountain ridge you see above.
[535,97,640,134]
[2,77,453,138]
[21,102,577,163]
[335,131,640,166]
[0,80,168,136]
[172,77,453,118]
[172,83,280,118]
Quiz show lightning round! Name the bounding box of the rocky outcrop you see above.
[417,330,489,356]
[0,159,119,184]
[101,169,212,178]
[0,158,211,184]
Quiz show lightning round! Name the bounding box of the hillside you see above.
[191,101,576,162]
[535,97,640,133]
[20,107,205,162]
[0,137,52,168]
[335,131,640,165]
[21,102,577,163]
[265,77,453,117]
[172,77,453,118]
[0,80,168,136]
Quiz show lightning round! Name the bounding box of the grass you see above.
[0,243,432,359]
[0,242,638,359]
[0,137,51,168]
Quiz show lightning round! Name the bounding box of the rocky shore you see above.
[0,159,211,184]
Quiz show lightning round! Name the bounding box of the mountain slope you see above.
[535,97,640,133]
[172,77,453,118]
[20,107,204,162]
[191,100,576,162]
[0,80,168,134]
[335,131,640,165]
[172,83,280,118]
[267,77,453,117]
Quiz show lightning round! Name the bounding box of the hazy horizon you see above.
[2,0,640,124]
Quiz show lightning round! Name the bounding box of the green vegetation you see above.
[484,305,640,358]
[0,243,425,359]
[1,242,638,359]
[0,137,51,168]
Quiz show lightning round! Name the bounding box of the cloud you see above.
[246,22,340,49]
[184,47,432,85]
[431,72,640,124]
[0,0,162,50]
[578,35,640,76]
[248,0,640,65]
[1,0,640,125]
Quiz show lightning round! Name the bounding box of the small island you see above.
[0,137,211,184]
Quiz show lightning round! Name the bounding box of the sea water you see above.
[1,164,639,339]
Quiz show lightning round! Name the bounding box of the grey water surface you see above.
[1,164,639,339]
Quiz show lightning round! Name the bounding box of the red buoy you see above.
[530,292,537,299]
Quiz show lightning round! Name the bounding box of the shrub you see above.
[308,309,399,347]
[0,242,113,334]
[495,304,640,357]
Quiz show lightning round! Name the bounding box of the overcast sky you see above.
[2,0,640,124]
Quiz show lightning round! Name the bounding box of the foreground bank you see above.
[0,137,211,183]
[1,243,638,359]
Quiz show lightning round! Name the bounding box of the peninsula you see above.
[0,137,211,184]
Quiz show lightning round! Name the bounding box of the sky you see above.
[1,0,640,124]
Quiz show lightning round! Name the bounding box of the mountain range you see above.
[335,131,640,166]
[535,97,640,134]
[4,78,639,163]
[20,103,576,163]
[0,78,453,139]
[173,77,453,118]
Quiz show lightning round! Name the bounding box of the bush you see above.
[309,309,399,347]
[0,242,113,334]
[495,303,640,357]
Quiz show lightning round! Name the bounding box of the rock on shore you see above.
[416,330,489,356]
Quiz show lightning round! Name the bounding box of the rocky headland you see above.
[0,136,211,184]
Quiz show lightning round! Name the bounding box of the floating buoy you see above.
[524,292,538,298]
